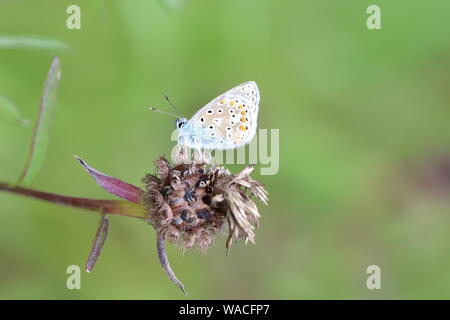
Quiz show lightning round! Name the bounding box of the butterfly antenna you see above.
[148,107,179,118]
[164,94,183,118]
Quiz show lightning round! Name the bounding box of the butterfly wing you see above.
[179,81,260,150]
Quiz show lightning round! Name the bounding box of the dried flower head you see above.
[143,156,268,252]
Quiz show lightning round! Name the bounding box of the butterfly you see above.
[151,81,260,150]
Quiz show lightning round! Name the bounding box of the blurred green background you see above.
[1,0,450,299]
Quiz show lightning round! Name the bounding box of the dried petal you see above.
[75,156,144,204]
[157,235,186,295]
[86,213,109,272]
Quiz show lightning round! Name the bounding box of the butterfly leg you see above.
[173,142,191,165]
[191,134,210,164]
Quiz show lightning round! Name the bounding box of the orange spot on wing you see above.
[239,125,247,131]
[229,100,235,106]
[240,117,247,123]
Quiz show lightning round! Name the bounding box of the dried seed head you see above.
[142,156,268,252]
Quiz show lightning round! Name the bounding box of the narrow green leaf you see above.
[0,96,31,126]
[18,56,61,186]
[0,35,69,51]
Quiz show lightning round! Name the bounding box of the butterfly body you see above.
[176,81,260,150]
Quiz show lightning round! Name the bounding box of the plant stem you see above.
[0,182,146,219]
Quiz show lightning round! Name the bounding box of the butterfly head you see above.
[175,117,188,129]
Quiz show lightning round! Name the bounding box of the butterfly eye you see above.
[175,119,185,129]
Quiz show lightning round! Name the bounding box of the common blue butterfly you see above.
[164,81,260,150]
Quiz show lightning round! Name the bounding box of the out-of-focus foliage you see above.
[18,56,61,186]
[0,35,69,51]
[0,0,449,299]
